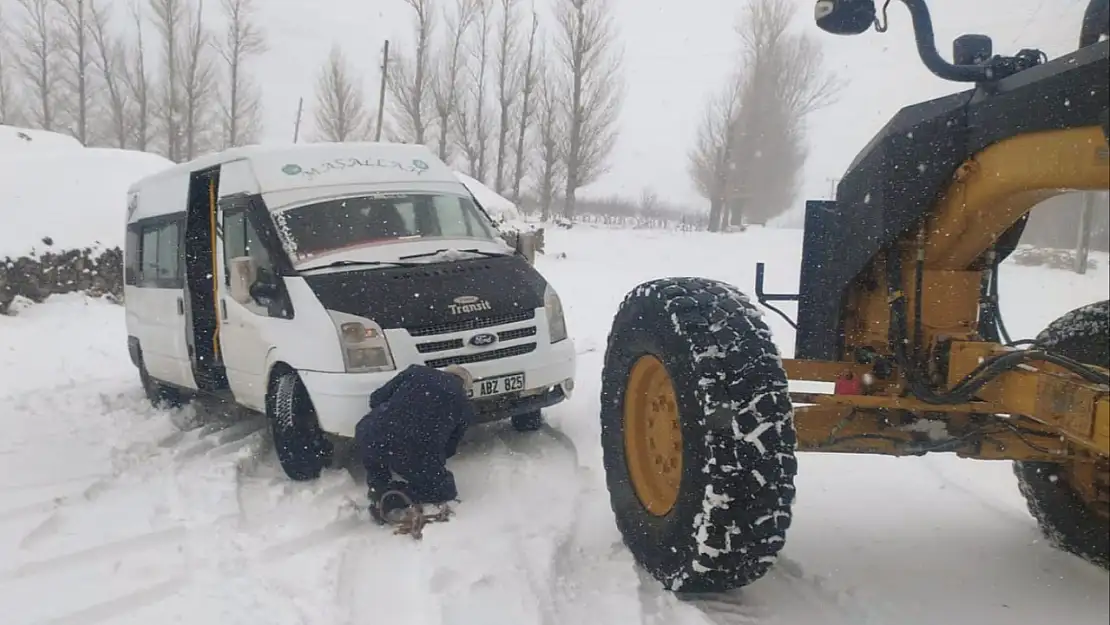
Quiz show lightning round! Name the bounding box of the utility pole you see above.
[292,97,304,143]
[1074,191,1096,274]
[375,40,390,141]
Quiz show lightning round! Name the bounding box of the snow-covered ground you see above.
[2,223,1108,625]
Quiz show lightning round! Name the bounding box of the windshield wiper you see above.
[398,247,512,261]
[301,259,422,271]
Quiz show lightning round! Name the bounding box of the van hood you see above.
[299,254,548,333]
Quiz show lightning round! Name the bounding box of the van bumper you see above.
[300,338,577,438]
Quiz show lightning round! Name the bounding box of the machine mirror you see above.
[953,34,993,66]
[814,0,877,35]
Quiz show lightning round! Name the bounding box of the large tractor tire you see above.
[1013,299,1109,569]
[599,277,797,593]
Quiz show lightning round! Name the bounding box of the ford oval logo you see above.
[454,295,480,305]
[469,332,497,347]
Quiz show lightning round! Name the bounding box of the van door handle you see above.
[176,297,184,315]
[220,299,228,322]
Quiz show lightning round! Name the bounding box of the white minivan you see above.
[123,142,576,480]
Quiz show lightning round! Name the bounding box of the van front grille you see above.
[497,326,537,341]
[406,310,536,337]
[414,325,539,354]
[424,343,536,368]
[416,339,465,353]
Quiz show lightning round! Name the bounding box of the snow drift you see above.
[0,148,173,258]
[0,125,83,154]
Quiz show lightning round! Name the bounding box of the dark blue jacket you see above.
[357,364,475,466]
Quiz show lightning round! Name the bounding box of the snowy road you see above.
[2,227,1108,624]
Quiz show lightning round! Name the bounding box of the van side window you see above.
[141,228,159,280]
[137,219,182,288]
[155,223,180,279]
[433,195,486,238]
[223,209,273,285]
[125,226,141,285]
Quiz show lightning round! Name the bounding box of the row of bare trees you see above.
[0,0,267,159]
[1,0,624,215]
[310,0,625,218]
[688,0,842,230]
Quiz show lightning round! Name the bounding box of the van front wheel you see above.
[270,371,332,481]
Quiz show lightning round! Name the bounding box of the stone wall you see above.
[0,241,123,315]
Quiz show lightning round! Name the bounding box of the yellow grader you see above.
[599,0,1110,592]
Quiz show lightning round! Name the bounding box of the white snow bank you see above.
[455,171,522,223]
[0,125,82,153]
[0,148,174,258]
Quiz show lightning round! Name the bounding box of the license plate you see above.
[467,372,525,399]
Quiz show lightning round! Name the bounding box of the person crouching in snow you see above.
[354,363,476,524]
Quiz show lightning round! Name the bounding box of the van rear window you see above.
[272,193,499,261]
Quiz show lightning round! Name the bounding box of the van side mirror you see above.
[513,228,545,265]
[249,279,279,303]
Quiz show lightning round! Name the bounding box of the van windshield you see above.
[271,192,500,261]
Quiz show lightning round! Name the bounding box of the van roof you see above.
[127,141,457,202]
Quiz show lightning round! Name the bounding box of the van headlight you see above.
[326,310,396,373]
[544,284,568,344]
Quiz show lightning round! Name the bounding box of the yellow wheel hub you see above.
[623,355,683,516]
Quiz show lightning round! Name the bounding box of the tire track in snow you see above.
[8,477,363,623]
[2,411,347,579]
[677,556,886,625]
[542,424,654,625]
[10,415,267,552]
[36,576,188,625]
[0,526,187,581]
[24,510,365,625]
[920,456,1027,524]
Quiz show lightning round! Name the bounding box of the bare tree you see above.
[687,73,745,232]
[387,0,435,144]
[430,0,477,161]
[492,0,522,192]
[509,9,539,205]
[0,5,25,125]
[124,1,152,151]
[216,0,266,148]
[0,54,18,125]
[55,0,93,144]
[88,0,131,147]
[149,0,186,160]
[14,0,61,130]
[552,0,623,218]
[312,43,371,142]
[534,60,565,220]
[640,187,659,216]
[723,0,842,224]
[179,0,216,160]
[456,0,493,181]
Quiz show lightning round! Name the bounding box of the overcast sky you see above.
[252,0,1088,213]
